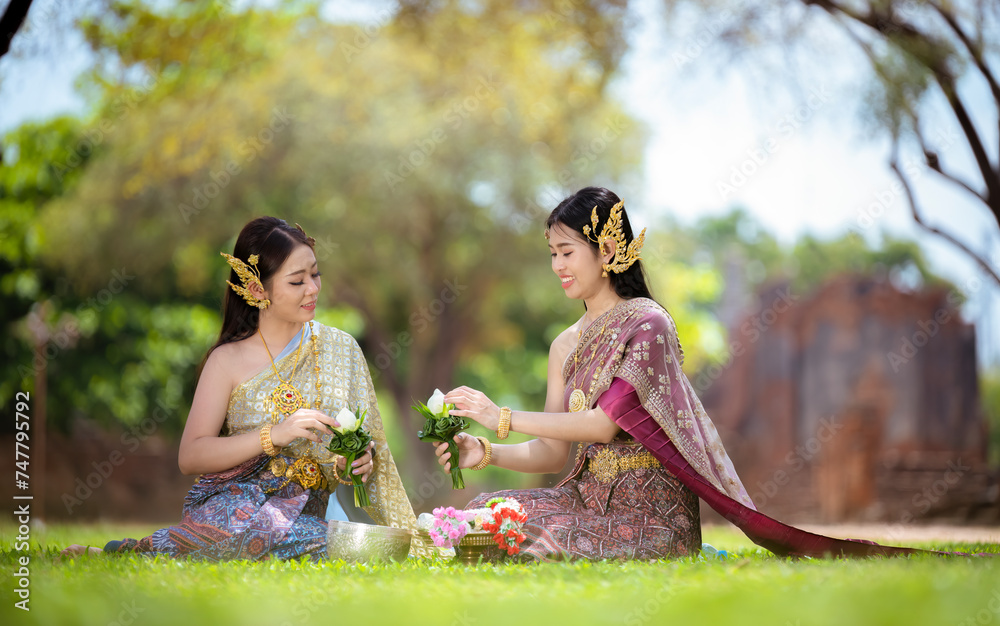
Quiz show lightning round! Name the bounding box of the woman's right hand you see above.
[433,432,485,473]
[270,408,339,448]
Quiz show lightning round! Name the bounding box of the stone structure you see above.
[701,276,997,524]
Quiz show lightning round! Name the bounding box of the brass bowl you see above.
[456,531,497,564]
[326,520,412,563]
[413,530,497,564]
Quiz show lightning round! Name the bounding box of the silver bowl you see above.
[326,520,412,563]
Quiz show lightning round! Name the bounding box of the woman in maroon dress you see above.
[434,186,933,561]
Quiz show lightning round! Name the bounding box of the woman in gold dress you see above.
[62,217,429,560]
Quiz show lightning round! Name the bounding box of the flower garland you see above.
[480,497,528,556]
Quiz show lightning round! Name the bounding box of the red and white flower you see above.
[481,497,528,556]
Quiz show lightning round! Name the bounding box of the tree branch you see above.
[936,73,1000,224]
[915,128,988,203]
[927,0,1000,105]
[804,0,1000,228]
[891,154,1000,287]
[0,0,33,59]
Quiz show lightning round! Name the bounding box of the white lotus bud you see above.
[333,407,358,433]
[427,389,448,417]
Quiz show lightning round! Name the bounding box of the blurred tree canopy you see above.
[0,0,963,484]
[654,0,1000,285]
[12,0,648,478]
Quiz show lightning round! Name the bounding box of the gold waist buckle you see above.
[268,456,328,492]
[588,447,661,484]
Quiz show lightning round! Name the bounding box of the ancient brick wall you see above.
[701,276,997,524]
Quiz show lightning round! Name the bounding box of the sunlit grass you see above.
[1,522,997,626]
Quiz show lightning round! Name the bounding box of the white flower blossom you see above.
[427,388,448,416]
[333,407,358,433]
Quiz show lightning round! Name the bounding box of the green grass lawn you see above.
[2,522,998,626]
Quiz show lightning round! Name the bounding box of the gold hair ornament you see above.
[221,252,271,309]
[294,223,317,248]
[582,200,646,277]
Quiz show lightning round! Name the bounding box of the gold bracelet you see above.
[496,406,512,440]
[335,455,357,485]
[336,473,354,486]
[260,424,279,457]
[470,436,493,471]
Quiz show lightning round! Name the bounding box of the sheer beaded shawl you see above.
[224,322,434,557]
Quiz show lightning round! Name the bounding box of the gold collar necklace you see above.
[259,322,321,419]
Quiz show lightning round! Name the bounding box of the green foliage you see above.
[636,209,953,376]
[643,238,728,372]
[0,117,100,415]
[29,0,644,456]
[1,522,998,626]
[658,208,945,297]
[982,368,1000,466]
[789,232,941,293]
[0,0,961,468]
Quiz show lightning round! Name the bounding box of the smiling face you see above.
[259,243,321,323]
[548,222,609,301]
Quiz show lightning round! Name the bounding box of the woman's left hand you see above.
[336,441,376,483]
[444,386,500,431]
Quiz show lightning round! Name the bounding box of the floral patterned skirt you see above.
[467,441,701,561]
[104,454,331,561]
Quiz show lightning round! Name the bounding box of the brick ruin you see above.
[702,276,998,524]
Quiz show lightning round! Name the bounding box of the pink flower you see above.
[427,505,473,548]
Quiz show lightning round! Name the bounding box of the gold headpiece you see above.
[220,252,271,309]
[294,223,316,248]
[582,200,646,277]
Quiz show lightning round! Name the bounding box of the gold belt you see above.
[588,447,661,484]
[268,456,328,492]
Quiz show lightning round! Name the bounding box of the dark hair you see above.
[546,186,656,303]
[200,217,316,371]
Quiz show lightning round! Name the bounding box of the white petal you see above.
[427,389,446,415]
[335,407,357,432]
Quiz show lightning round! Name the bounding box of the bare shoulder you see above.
[205,341,238,369]
[549,324,580,365]
[202,337,261,389]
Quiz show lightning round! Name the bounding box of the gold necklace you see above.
[568,318,608,412]
[568,299,624,412]
[260,324,307,418]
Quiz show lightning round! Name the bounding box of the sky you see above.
[1,0,997,365]
[617,0,999,365]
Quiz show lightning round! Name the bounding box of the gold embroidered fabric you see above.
[588,447,661,484]
[225,322,436,558]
